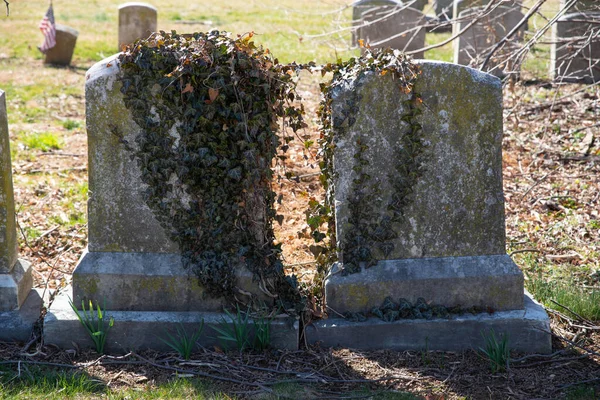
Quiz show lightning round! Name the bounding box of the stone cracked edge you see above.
[45,288,299,353]
[307,292,551,354]
[0,289,44,342]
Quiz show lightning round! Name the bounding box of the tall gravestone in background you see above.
[560,0,597,11]
[453,0,522,19]
[0,90,41,342]
[43,55,298,351]
[359,6,426,57]
[551,12,600,83]
[307,61,551,353]
[351,0,426,47]
[454,5,525,77]
[118,2,157,50]
[44,25,79,66]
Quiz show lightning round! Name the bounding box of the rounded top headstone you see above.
[118,2,157,11]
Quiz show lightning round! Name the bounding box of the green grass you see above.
[62,119,81,130]
[20,132,63,152]
[565,385,599,400]
[527,276,600,320]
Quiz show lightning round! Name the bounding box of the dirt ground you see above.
[2,57,600,398]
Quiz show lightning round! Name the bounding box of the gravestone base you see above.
[44,288,299,353]
[307,292,551,353]
[72,249,273,312]
[0,260,33,311]
[326,255,524,314]
[0,289,44,342]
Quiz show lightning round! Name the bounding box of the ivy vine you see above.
[118,31,305,308]
[307,48,424,293]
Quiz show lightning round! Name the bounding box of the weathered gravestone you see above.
[560,0,598,12]
[118,2,157,50]
[306,61,551,353]
[352,0,427,47]
[454,5,525,77]
[44,25,79,66]
[0,90,42,342]
[453,0,522,19]
[551,12,600,83]
[358,6,426,57]
[43,54,298,352]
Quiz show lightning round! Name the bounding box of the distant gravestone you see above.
[44,24,78,66]
[307,61,551,353]
[454,5,525,77]
[118,2,157,49]
[43,55,298,351]
[453,0,522,19]
[359,6,426,57]
[352,0,426,47]
[560,0,598,12]
[434,0,453,20]
[551,12,600,83]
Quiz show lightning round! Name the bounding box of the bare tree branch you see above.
[3,0,9,17]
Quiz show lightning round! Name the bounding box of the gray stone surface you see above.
[560,0,598,12]
[45,288,299,353]
[453,5,525,77]
[0,90,17,274]
[331,61,506,264]
[0,289,44,342]
[551,12,600,83]
[86,54,177,253]
[308,293,551,354]
[326,255,524,314]
[44,24,78,66]
[118,2,157,50]
[434,0,453,19]
[453,0,522,19]
[359,6,426,57]
[0,260,33,311]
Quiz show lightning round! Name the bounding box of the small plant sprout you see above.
[158,321,204,360]
[212,305,252,352]
[68,297,114,354]
[253,312,272,351]
[479,329,510,374]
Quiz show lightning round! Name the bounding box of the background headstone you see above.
[453,0,522,19]
[352,0,426,46]
[118,2,157,50]
[560,0,598,12]
[0,90,32,312]
[454,5,526,77]
[44,24,78,66]
[359,6,426,57]
[551,12,600,83]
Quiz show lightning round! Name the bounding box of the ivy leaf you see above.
[208,87,219,103]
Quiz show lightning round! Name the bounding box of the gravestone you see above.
[352,0,426,47]
[307,61,551,353]
[359,6,426,57]
[454,5,526,77]
[551,12,600,83]
[44,54,298,352]
[44,24,78,66]
[118,2,157,50]
[0,89,41,342]
[453,0,522,19]
[560,0,598,12]
[434,0,453,20]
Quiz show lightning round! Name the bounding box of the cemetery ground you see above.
[1,0,600,398]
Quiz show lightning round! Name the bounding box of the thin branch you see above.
[3,0,8,17]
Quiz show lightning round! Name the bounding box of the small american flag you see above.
[38,4,56,53]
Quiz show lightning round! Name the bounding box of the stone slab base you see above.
[0,289,43,342]
[45,288,299,353]
[326,254,524,314]
[73,249,269,312]
[0,260,33,311]
[307,293,551,354]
